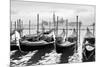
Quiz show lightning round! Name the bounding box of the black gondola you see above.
[55,29,77,63]
[56,29,77,53]
[82,28,95,62]
[10,40,19,51]
[19,31,55,51]
[10,30,21,51]
[10,29,55,51]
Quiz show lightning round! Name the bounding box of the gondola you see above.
[19,40,54,51]
[10,40,19,51]
[82,28,95,62]
[10,30,21,51]
[56,28,77,53]
[19,31,55,51]
[10,30,41,51]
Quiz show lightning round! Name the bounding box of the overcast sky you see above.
[11,0,95,25]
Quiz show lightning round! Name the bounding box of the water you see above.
[10,44,59,66]
[10,44,76,66]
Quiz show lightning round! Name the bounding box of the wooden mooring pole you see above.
[15,21,17,43]
[76,16,81,53]
[15,21,16,31]
[29,20,31,35]
[66,19,68,41]
[79,21,81,46]
[42,21,44,34]
[10,21,12,40]
[93,23,95,36]
[56,16,58,37]
[10,21,12,32]
[49,21,51,30]
[53,13,56,52]
[76,16,79,53]
[19,19,22,37]
[37,14,39,34]
[21,21,23,37]
[53,13,56,31]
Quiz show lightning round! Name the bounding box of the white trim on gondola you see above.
[85,45,95,51]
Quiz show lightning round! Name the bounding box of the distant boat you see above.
[82,28,95,62]
[56,28,77,53]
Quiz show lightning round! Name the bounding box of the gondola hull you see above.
[56,41,76,63]
[82,46,95,62]
[10,44,19,51]
[19,40,54,51]
[56,42,76,53]
[82,38,95,62]
[10,40,19,51]
[56,36,77,53]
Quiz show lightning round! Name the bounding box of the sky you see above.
[11,0,95,25]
